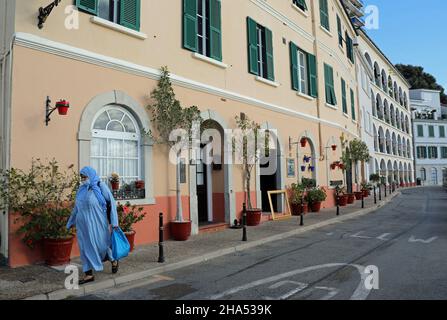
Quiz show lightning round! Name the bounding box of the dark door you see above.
[260,155,278,212]
[196,158,208,223]
[346,161,353,193]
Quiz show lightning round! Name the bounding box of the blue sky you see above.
[363,0,446,89]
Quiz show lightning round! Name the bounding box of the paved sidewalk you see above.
[0,189,405,300]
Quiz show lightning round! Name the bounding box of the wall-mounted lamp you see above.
[38,0,62,29]
[45,96,70,126]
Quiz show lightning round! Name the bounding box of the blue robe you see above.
[67,167,119,273]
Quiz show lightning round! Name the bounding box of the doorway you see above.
[260,150,279,212]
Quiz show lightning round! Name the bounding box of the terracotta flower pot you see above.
[135,180,145,190]
[246,208,262,226]
[362,190,369,197]
[337,195,348,206]
[291,203,308,216]
[43,236,74,266]
[125,231,136,252]
[354,192,364,200]
[347,194,355,204]
[111,181,119,190]
[330,164,337,170]
[331,145,337,151]
[310,202,322,213]
[170,221,191,241]
[300,138,307,148]
[56,100,70,115]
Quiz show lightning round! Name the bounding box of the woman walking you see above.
[67,166,120,285]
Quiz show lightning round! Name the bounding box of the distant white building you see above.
[411,89,447,185]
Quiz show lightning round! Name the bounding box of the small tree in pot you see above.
[288,183,308,216]
[0,159,79,266]
[147,66,202,241]
[349,139,371,194]
[234,113,269,226]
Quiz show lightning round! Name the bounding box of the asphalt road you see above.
[81,187,447,300]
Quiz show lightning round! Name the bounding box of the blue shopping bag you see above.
[111,227,130,260]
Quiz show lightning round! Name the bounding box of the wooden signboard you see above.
[267,190,292,221]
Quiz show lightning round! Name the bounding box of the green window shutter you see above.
[307,53,318,98]
[351,89,356,120]
[341,78,347,113]
[183,0,198,52]
[324,64,336,105]
[416,147,421,159]
[442,147,447,158]
[290,42,299,91]
[337,15,343,47]
[440,126,445,138]
[417,125,424,137]
[76,0,97,15]
[265,27,275,81]
[247,17,259,75]
[429,126,435,137]
[120,0,140,31]
[325,64,337,106]
[319,0,329,30]
[346,32,354,63]
[209,0,222,61]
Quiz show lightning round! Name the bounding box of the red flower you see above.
[123,206,130,214]
[26,239,33,246]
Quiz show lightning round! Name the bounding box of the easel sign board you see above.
[267,190,292,221]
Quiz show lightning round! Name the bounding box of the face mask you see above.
[81,179,90,186]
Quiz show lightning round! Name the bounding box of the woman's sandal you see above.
[112,261,119,274]
[78,276,95,285]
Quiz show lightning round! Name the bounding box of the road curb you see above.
[24,191,401,300]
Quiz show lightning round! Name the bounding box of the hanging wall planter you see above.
[309,166,315,172]
[300,137,308,148]
[301,165,306,172]
[331,145,337,151]
[55,100,70,115]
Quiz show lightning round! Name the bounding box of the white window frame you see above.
[91,106,142,185]
[297,49,308,95]
[197,0,210,57]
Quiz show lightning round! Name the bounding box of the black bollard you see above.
[374,185,377,204]
[384,184,387,198]
[300,202,304,225]
[242,203,247,242]
[379,184,382,201]
[361,191,364,209]
[336,196,340,216]
[158,212,165,263]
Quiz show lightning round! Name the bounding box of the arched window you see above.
[390,105,395,127]
[376,94,383,120]
[401,111,405,131]
[91,106,141,184]
[385,130,391,154]
[392,132,397,155]
[381,69,387,91]
[394,82,398,101]
[371,90,376,117]
[374,62,381,87]
[397,135,402,156]
[378,127,385,153]
[384,100,390,123]
[388,76,393,96]
[373,125,378,152]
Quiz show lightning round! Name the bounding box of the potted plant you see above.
[117,201,147,252]
[306,187,327,213]
[147,67,202,241]
[331,144,337,151]
[303,155,311,163]
[308,165,315,172]
[335,185,348,206]
[288,183,308,216]
[301,165,306,172]
[135,180,145,190]
[56,100,70,115]
[234,113,265,226]
[0,159,78,266]
[349,139,371,193]
[300,137,308,147]
[110,173,120,191]
[361,182,372,197]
